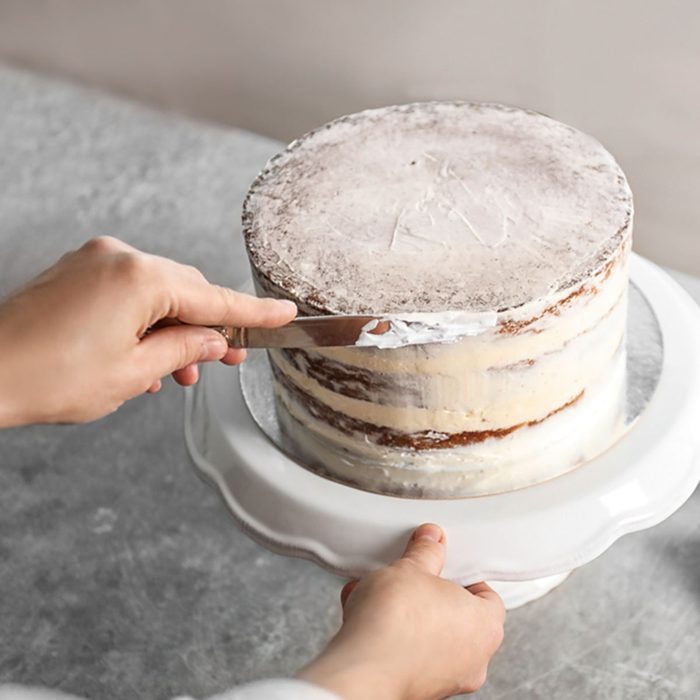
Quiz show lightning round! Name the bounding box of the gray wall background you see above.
[1,0,698,274]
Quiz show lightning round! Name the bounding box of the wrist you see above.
[0,305,34,428]
[297,636,406,700]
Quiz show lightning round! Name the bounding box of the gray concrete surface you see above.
[2,1,700,278]
[0,66,698,700]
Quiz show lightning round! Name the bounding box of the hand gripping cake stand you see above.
[185,254,700,609]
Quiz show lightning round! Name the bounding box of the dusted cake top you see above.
[243,102,632,314]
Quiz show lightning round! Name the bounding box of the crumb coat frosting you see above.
[243,102,632,315]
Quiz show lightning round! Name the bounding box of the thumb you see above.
[137,325,228,379]
[398,523,446,576]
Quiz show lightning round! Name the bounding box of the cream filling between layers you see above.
[269,289,626,433]
[274,344,627,497]
[278,292,627,413]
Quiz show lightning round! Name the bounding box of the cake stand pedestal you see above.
[185,255,700,609]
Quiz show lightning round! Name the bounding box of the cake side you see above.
[267,243,629,451]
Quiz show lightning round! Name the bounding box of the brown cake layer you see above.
[275,347,424,405]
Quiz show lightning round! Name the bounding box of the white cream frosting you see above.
[355,311,498,349]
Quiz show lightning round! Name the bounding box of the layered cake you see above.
[242,102,632,497]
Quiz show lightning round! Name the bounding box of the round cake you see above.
[242,102,633,498]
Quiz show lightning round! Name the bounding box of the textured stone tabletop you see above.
[0,66,699,700]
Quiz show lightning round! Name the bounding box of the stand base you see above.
[185,255,700,607]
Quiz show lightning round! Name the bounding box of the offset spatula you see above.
[213,316,391,349]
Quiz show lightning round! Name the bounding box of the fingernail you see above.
[202,334,228,361]
[412,523,444,543]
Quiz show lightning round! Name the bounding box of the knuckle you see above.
[184,264,206,281]
[212,285,238,319]
[474,669,488,691]
[83,235,121,254]
[137,376,157,396]
[389,558,417,575]
[124,365,155,397]
[178,336,204,368]
[463,669,488,694]
[214,284,235,303]
[114,251,152,284]
[398,543,440,569]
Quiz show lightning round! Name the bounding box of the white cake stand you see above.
[184,255,700,608]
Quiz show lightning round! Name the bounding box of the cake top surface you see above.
[243,102,632,314]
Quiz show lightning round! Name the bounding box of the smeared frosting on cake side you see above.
[355,311,498,349]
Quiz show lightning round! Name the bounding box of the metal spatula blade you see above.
[213,315,390,349]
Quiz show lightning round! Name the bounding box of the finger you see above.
[398,523,446,576]
[467,582,506,620]
[172,364,199,386]
[147,379,162,393]
[137,325,228,380]
[171,350,245,383]
[163,336,246,366]
[466,581,494,597]
[188,287,297,328]
[160,263,297,328]
[340,580,359,608]
[220,347,247,365]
